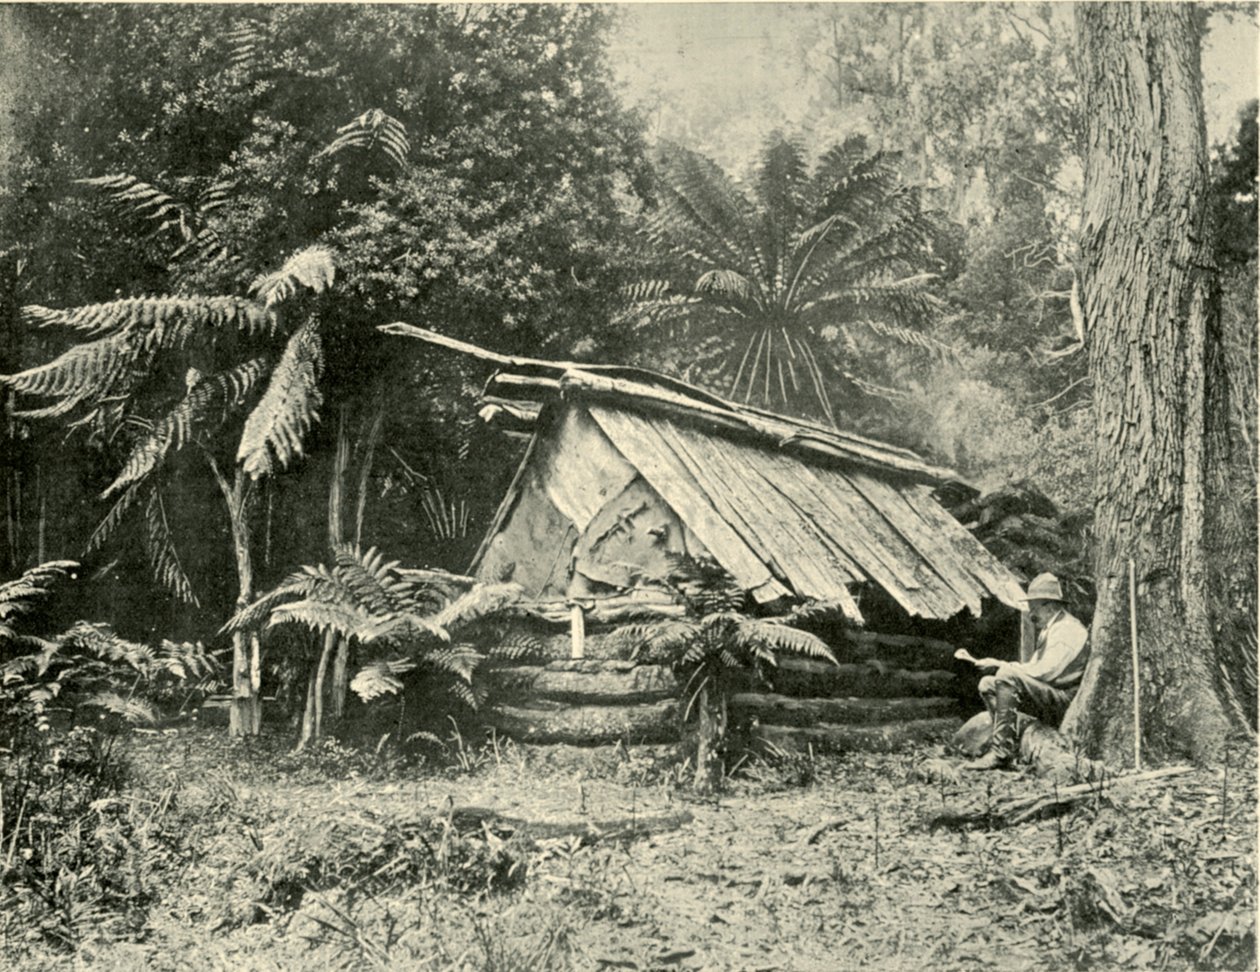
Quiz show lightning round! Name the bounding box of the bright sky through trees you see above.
[609,2,1258,171]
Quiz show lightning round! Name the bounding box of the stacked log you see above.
[481,658,679,745]
[738,628,965,753]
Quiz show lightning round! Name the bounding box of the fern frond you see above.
[105,358,268,496]
[249,246,336,308]
[316,108,411,169]
[145,489,198,606]
[2,330,141,404]
[19,297,274,345]
[430,582,525,632]
[85,482,145,554]
[695,269,756,302]
[356,611,447,645]
[617,619,699,662]
[0,561,78,621]
[79,174,237,269]
[226,18,266,70]
[237,320,324,477]
[730,618,837,664]
[84,690,158,726]
[332,544,410,616]
[350,657,417,702]
[426,644,484,685]
[268,597,373,640]
[78,174,192,232]
[155,639,216,681]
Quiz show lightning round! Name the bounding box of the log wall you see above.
[481,624,968,752]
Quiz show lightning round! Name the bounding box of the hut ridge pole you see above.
[1129,557,1141,770]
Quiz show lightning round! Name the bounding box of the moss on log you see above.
[486,699,678,745]
[833,630,960,671]
[732,692,960,727]
[768,658,958,698]
[483,663,678,704]
[752,717,960,754]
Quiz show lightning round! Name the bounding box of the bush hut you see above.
[385,324,1029,751]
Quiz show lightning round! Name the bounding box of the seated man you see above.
[956,572,1089,771]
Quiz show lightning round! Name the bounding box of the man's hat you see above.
[1021,572,1065,603]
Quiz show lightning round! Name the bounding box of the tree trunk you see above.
[693,680,728,794]
[209,457,261,737]
[1062,3,1239,764]
[326,407,351,723]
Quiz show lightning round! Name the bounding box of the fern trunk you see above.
[328,407,351,721]
[693,680,728,794]
[211,460,262,737]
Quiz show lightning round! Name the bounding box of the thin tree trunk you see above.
[208,456,261,737]
[35,466,45,564]
[297,661,319,750]
[693,680,728,794]
[1062,3,1238,764]
[326,407,351,723]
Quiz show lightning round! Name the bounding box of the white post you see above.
[1128,558,1141,770]
[569,604,585,660]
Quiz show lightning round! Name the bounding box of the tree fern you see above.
[237,320,325,477]
[631,134,945,425]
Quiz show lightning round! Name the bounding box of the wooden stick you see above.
[1001,765,1190,825]
[569,604,585,660]
[1129,557,1141,770]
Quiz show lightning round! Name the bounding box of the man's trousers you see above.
[979,664,1075,761]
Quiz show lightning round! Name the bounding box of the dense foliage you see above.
[1,3,649,668]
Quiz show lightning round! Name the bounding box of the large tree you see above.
[1061,3,1243,763]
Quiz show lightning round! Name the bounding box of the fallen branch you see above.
[998,765,1191,825]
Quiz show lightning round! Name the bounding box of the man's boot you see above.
[963,680,1018,771]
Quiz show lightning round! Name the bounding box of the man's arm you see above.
[954,648,1003,671]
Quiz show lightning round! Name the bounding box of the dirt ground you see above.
[11,727,1257,971]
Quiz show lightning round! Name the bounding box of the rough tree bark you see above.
[1062,3,1239,764]
[693,680,728,795]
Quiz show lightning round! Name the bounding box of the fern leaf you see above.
[85,482,145,554]
[350,657,417,702]
[249,246,336,308]
[316,108,411,169]
[237,321,324,477]
[0,561,78,621]
[105,358,268,496]
[430,582,525,632]
[2,330,141,404]
[268,597,373,640]
[332,544,408,616]
[731,618,837,664]
[695,268,756,302]
[85,691,158,726]
[145,488,198,606]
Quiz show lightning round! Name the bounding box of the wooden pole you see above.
[1129,558,1141,770]
[570,604,586,660]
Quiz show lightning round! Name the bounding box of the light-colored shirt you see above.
[1012,609,1089,689]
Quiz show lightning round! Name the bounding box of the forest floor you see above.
[5,725,1257,972]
